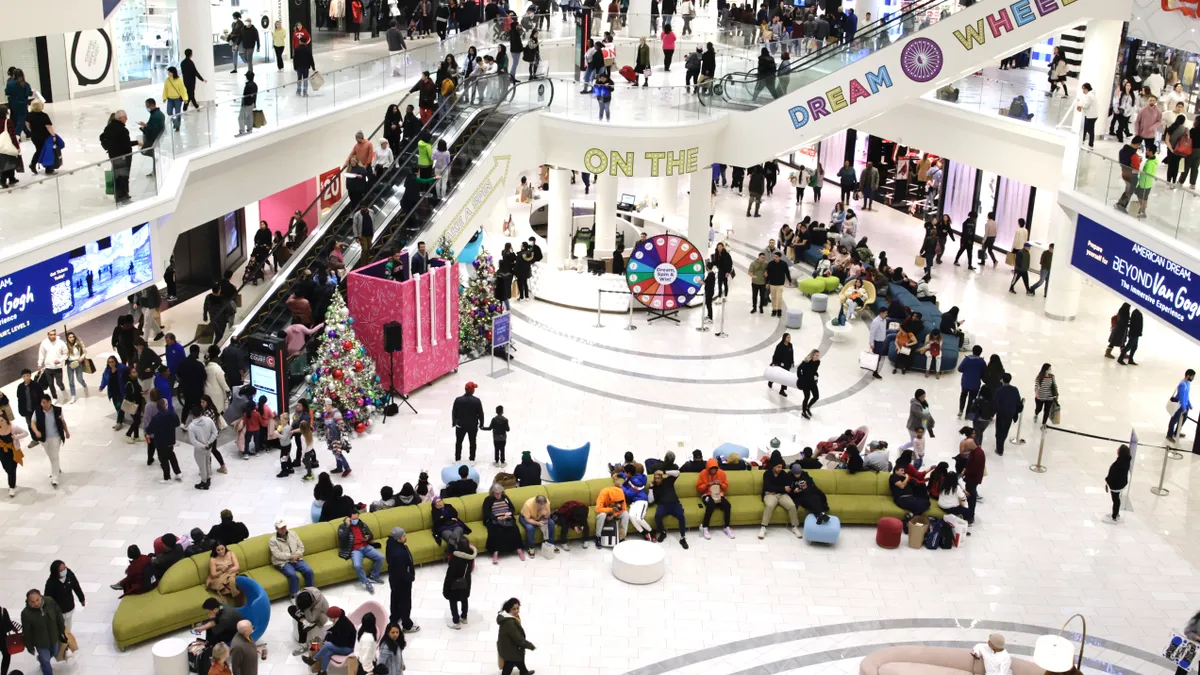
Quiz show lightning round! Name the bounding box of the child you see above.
[325,408,352,477]
[900,427,927,470]
[300,421,318,481]
[482,405,510,467]
[276,412,294,478]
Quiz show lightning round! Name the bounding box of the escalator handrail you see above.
[371,77,556,261]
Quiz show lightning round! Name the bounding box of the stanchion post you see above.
[714,288,729,338]
[595,290,604,328]
[1151,447,1172,496]
[1168,446,1184,460]
[625,294,637,331]
[1029,425,1048,473]
[696,298,710,332]
[1010,398,1027,445]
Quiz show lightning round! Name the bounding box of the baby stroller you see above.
[243,245,269,285]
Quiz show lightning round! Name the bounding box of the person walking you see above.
[496,598,537,675]
[0,409,28,498]
[238,73,258,136]
[1133,143,1159,220]
[451,382,484,462]
[1114,137,1142,213]
[746,165,766,216]
[238,18,259,74]
[38,329,68,404]
[953,211,977,269]
[1028,243,1053,297]
[767,334,793,396]
[162,67,188,132]
[957,345,985,418]
[992,373,1021,456]
[147,398,182,483]
[1076,82,1098,147]
[443,538,476,629]
[21,589,66,675]
[1105,303,1131,359]
[5,69,33,141]
[1008,243,1032,294]
[765,251,791,317]
[43,561,84,630]
[30,395,68,488]
[293,35,316,96]
[0,601,16,675]
[1033,363,1058,427]
[271,21,287,70]
[1104,444,1131,522]
[180,49,206,111]
[748,252,767,313]
[386,527,419,633]
[1168,369,1194,444]
[977,212,999,266]
[1118,309,1143,365]
[187,408,218,490]
[859,162,879,210]
[63,332,88,403]
[797,349,820,418]
[710,243,733,298]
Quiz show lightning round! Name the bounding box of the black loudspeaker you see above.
[383,322,403,353]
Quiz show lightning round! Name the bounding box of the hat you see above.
[769,438,781,449]
[274,519,287,529]
[327,606,343,619]
[988,634,1005,649]
[521,450,531,461]
[465,382,478,392]
[1023,242,1031,248]
[391,526,406,539]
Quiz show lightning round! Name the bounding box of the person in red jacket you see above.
[111,545,154,597]
[696,458,733,540]
[959,428,986,525]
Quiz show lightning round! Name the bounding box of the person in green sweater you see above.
[417,133,434,179]
[138,98,166,177]
[1135,145,1159,220]
[21,589,66,675]
[748,252,767,313]
[496,598,536,675]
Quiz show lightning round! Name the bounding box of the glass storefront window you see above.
[114,0,178,85]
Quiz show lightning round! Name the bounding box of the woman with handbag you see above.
[24,101,56,175]
[44,561,85,631]
[63,333,89,404]
[122,374,145,443]
[1,601,19,675]
[443,538,477,629]
[496,598,537,675]
[99,357,130,430]
[1033,363,1058,427]
[0,410,28,498]
[0,107,22,189]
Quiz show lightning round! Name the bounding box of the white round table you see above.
[152,637,190,675]
[825,320,853,342]
[611,539,666,584]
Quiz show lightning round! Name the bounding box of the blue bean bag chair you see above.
[546,442,590,482]
[310,501,322,524]
[804,513,841,545]
[439,463,481,486]
[712,442,749,460]
[234,576,270,642]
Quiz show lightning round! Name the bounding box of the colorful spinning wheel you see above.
[626,234,706,310]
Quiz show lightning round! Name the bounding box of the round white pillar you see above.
[178,0,216,102]
[1044,204,1082,321]
[1077,19,1124,141]
[595,174,618,256]
[687,169,711,249]
[627,0,652,37]
[548,168,573,267]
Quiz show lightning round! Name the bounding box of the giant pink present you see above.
[347,260,459,395]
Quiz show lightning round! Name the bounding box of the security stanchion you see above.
[595,290,604,328]
[1152,447,1171,496]
[1029,425,1048,473]
[714,293,728,338]
[696,300,710,332]
[1009,398,1027,445]
[625,295,637,331]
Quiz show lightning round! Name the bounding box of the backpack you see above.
[923,518,942,550]
[1177,134,1193,157]
[938,523,954,549]
[685,51,701,71]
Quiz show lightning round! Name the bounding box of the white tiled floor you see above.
[1,165,1199,675]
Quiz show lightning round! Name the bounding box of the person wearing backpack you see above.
[684,46,702,92]
[1165,111,1190,183]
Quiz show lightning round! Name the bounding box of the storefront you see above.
[111,0,178,87]
[1116,37,1200,114]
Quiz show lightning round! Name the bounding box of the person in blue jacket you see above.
[154,366,175,413]
[621,468,652,540]
[1168,369,1194,444]
[99,356,130,430]
[957,344,986,419]
[164,333,186,378]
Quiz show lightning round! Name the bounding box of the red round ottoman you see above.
[876,517,903,549]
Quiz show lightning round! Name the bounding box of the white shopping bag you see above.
[859,351,879,371]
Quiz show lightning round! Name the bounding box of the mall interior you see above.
[2,0,1200,673]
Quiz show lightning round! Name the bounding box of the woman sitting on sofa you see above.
[888,465,931,520]
[205,543,242,601]
[937,470,970,519]
[431,496,471,549]
[481,484,525,564]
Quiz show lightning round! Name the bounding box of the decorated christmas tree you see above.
[459,245,503,356]
[435,232,456,261]
[309,290,387,436]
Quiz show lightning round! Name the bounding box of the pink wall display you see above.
[347,261,460,396]
[259,178,317,236]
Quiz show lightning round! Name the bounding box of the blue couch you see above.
[883,283,960,372]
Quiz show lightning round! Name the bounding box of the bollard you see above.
[1151,447,1171,496]
[1029,426,1048,473]
[714,292,729,338]
[625,296,637,331]
[1168,448,1184,460]
[696,299,710,332]
[1009,399,1027,445]
[595,290,604,328]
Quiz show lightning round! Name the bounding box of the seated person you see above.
[513,451,542,486]
[481,484,525,562]
[207,509,250,545]
[595,474,631,546]
[894,325,918,375]
[520,495,559,554]
[649,454,688,548]
[761,449,786,473]
[302,606,355,674]
[320,485,357,522]
[760,462,802,539]
[719,452,751,471]
[393,483,419,506]
[808,222,828,250]
[915,279,936,304]
[286,587,329,648]
[621,465,652,539]
[430,496,471,549]
[813,254,833,278]
[937,470,970,519]
[843,446,865,473]
[1007,95,1034,120]
[940,306,965,341]
[972,634,1013,674]
[195,597,243,646]
[936,84,960,102]
[551,500,590,550]
[679,449,708,473]
[894,449,927,483]
[443,465,478,497]
[789,464,831,523]
[797,447,823,470]
[111,545,155,596]
[370,486,397,512]
[792,224,809,259]
[151,533,188,579]
[337,509,384,592]
[889,465,931,519]
[185,528,216,556]
[697,459,733,539]
[838,279,868,324]
[609,451,644,476]
[861,441,891,472]
[891,267,918,293]
[886,299,908,326]
[205,543,242,601]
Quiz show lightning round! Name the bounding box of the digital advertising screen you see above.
[0,224,152,350]
[247,334,286,416]
[1071,214,1200,342]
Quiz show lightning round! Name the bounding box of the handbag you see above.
[6,632,24,656]
[105,169,115,195]
[252,110,267,128]
[121,399,140,415]
[310,71,325,90]
[913,255,926,268]
[1005,251,1017,266]
[0,130,18,157]
[858,351,879,370]
[81,358,96,374]
[1050,402,1061,425]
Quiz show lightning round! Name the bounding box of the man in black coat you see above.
[765,251,792,317]
[146,398,182,482]
[992,373,1022,456]
[16,369,45,448]
[411,241,429,276]
[451,382,485,462]
[207,509,251,545]
[99,110,135,203]
[386,528,419,632]
[679,449,707,472]
[180,49,207,110]
[134,338,162,391]
[176,345,207,424]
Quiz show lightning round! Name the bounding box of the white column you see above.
[627,0,651,37]
[1029,187,1054,244]
[595,174,618,256]
[687,169,710,248]
[658,174,678,225]
[1044,204,1082,321]
[1077,19,1123,140]
[178,0,216,102]
[547,168,572,267]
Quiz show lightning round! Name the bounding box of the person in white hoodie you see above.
[1075,82,1098,148]
[187,407,219,490]
[37,329,69,403]
[354,612,379,675]
[373,139,395,177]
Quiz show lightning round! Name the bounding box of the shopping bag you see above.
[859,351,879,370]
[252,110,267,128]
[914,255,926,268]
[81,358,96,374]
[6,633,24,656]
[310,71,325,91]
[105,169,115,195]
[1005,251,1017,266]
[1051,402,1061,425]
[120,399,140,415]
[907,516,929,548]
[943,514,968,546]
[1164,631,1200,671]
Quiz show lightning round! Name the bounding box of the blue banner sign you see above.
[1071,215,1200,340]
[492,313,511,348]
[0,224,152,349]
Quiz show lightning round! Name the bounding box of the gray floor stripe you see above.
[511,335,766,384]
[621,618,1164,675]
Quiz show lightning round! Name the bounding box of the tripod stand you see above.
[382,351,418,423]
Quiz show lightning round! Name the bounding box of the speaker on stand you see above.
[381,321,417,420]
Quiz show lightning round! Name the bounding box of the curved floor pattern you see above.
[622,618,1161,675]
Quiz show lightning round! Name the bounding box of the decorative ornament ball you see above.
[327,330,337,338]
[333,369,345,380]
[342,340,354,351]
[311,373,320,383]
[436,247,444,255]
[353,360,364,372]
[347,317,355,325]
[330,350,339,359]
[357,398,365,407]
[473,260,480,268]
[366,405,375,414]
[344,409,355,420]
[359,347,366,356]
[374,376,382,383]
[355,423,366,434]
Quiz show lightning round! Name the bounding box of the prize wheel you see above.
[625,234,705,311]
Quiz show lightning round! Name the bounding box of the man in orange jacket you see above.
[595,473,630,547]
[697,458,734,539]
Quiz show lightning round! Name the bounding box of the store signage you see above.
[787,0,1080,130]
[0,224,152,350]
[440,155,510,247]
[583,147,700,177]
[1071,215,1200,341]
[492,313,511,348]
[319,168,342,209]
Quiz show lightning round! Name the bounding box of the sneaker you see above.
[701,527,711,539]
[724,527,735,538]
[655,531,666,543]
[292,646,309,656]
[174,475,183,482]
[402,625,421,634]
[364,582,374,594]
[582,538,589,549]
[492,551,499,564]
[29,440,39,448]
[460,615,468,625]
[110,582,124,590]
[448,622,462,630]
[69,396,77,404]
[301,655,316,666]
[758,526,766,540]
[594,536,602,548]
[8,488,14,498]
[560,542,570,551]
[790,526,803,538]
[342,469,352,477]
[680,537,689,549]
[519,549,528,560]
[124,437,135,444]
[159,479,173,484]
[112,423,122,430]
[218,466,229,474]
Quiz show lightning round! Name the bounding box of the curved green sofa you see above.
[112,469,942,648]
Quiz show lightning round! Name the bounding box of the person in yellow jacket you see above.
[594,474,629,547]
[162,66,188,132]
[272,20,287,70]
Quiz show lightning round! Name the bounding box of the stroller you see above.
[243,245,270,285]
